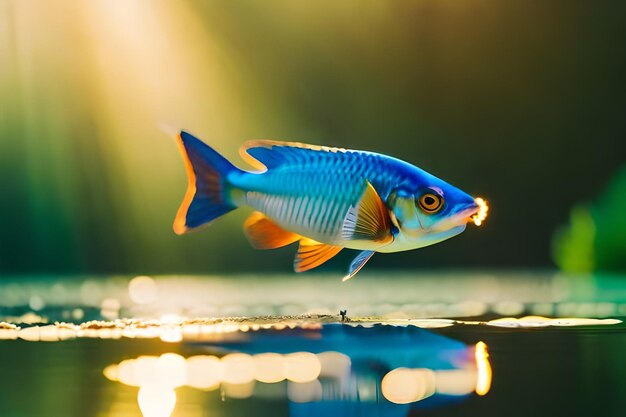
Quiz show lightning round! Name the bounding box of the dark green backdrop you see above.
[0,1,624,274]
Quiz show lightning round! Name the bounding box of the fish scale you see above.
[236,151,382,244]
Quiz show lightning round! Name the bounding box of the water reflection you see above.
[475,341,492,396]
[137,387,176,417]
[102,325,492,417]
[382,368,437,404]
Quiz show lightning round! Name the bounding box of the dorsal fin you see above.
[294,238,343,273]
[239,140,348,171]
[243,211,301,249]
[342,181,393,244]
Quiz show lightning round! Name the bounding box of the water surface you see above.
[1,272,625,417]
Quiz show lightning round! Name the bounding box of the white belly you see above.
[375,225,467,253]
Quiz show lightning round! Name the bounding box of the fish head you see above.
[387,174,480,247]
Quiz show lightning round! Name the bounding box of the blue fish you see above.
[174,131,487,279]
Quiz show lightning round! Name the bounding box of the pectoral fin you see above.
[342,250,376,282]
[342,181,393,244]
[244,211,301,249]
[294,238,343,272]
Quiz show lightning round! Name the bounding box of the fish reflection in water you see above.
[103,324,491,417]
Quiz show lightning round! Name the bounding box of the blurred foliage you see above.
[553,168,626,273]
[552,207,595,273]
[0,0,625,275]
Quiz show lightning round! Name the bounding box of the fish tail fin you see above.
[173,131,242,234]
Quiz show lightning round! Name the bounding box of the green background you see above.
[1,1,624,275]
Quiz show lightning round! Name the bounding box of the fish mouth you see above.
[453,197,488,226]
[430,203,478,232]
[455,202,480,222]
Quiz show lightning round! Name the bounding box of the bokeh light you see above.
[220,353,256,385]
[155,353,187,388]
[138,386,176,417]
[317,351,351,379]
[185,355,223,390]
[382,368,436,404]
[284,352,321,383]
[129,276,158,304]
[434,370,477,396]
[253,353,286,383]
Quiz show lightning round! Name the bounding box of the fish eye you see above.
[418,191,443,213]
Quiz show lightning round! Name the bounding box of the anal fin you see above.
[244,211,301,249]
[294,238,343,272]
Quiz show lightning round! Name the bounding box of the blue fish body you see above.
[174,131,485,278]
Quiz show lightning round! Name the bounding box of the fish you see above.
[173,131,488,280]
